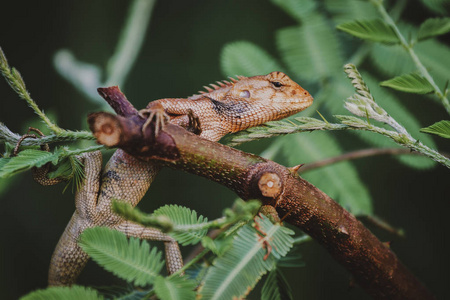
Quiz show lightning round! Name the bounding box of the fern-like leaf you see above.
[20,285,103,300]
[323,0,378,24]
[337,19,399,44]
[153,276,196,300]
[153,205,208,246]
[0,149,60,178]
[270,0,316,22]
[417,17,450,41]
[276,14,343,82]
[261,268,293,300]
[380,73,435,94]
[418,0,450,15]
[421,120,450,138]
[220,41,283,77]
[79,227,165,287]
[371,38,450,88]
[199,215,294,300]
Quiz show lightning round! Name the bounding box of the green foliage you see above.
[20,286,103,300]
[361,74,436,169]
[153,276,196,300]
[380,73,435,94]
[112,201,175,232]
[370,39,450,88]
[276,14,343,82]
[199,215,294,300]
[323,0,378,24]
[337,19,399,44]
[0,47,61,133]
[421,120,450,138]
[201,235,234,256]
[79,227,165,287]
[0,149,59,178]
[261,268,293,300]
[220,41,283,77]
[153,204,208,245]
[269,0,316,22]
[418,0,450,15]
[417,17,450,41]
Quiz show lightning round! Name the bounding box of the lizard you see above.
[26,71,313,286]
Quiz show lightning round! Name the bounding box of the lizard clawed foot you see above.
[13,127,49,156]
[186,109,202,135]
[138,103,170,137]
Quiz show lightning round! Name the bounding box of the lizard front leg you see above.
[115,221,184,274]
[48,151,102,286]
[49,149,184,285]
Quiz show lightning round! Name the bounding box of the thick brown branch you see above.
[89,87,433,299]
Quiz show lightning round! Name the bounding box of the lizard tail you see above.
[48,213,89,286]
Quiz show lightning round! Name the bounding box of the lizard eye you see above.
[271,81,283,88]
[240,90,250,98]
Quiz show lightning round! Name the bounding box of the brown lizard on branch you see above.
[28,72,312,286]
[89,87,434,300]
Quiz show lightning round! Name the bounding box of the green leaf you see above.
[0,149,60,178]
[154,276,196,300]
[270,0,316,22]
[323,0,378,24]
[20,286,103,300]
[418,18,450,41]
[380,73,435,94]
[220,41,283,77]
[153,205,208,246]
[371,36,450,89]
[201,236,233,256]
[199,215,294,300]
[261,268,293,300]
[276,14,343,82]
[421,120,450,138]
[280,132,373,215]
[418,0,450,15]
[337,19,399,44]
[79,227,165,287]
[356,73,436,169]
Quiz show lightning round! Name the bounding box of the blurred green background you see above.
[0,0,449,299]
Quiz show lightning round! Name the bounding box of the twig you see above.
[300,147,430,172]
[370,0,450,115]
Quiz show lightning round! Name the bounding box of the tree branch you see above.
[88,87,433,299]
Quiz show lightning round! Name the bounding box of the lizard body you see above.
[42,71,312,285]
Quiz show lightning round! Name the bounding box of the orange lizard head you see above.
[225,71,313,116]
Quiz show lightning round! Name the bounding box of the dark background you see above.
[0,0,448,299]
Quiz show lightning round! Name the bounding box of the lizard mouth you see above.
[275,94,313,105]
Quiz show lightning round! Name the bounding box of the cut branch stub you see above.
[87,112,179,161]
[97,86,137,117]
[258,172,282,198]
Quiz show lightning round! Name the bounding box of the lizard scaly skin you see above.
[43,71,312,285]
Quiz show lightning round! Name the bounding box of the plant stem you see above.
[0,124,95,146]
[371,0,450,115]
[105,0,156,87]
[300,147,431,172]
[173,248,210,277]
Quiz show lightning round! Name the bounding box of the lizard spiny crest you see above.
[189,76,246,100]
